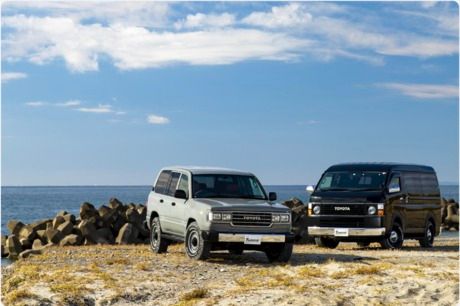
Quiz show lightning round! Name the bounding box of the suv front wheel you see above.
[150,217,168,253]
[265,243,293,263]
[185,222,211,260]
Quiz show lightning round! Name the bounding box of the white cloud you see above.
[378,83,458,99]
[76,104,114,113]
[1,3,458,72]
[115,111,126,115]
[2,72,27,83]
[147,114,170,125]
[2,15,310,72]
[56,100,81,107]
[175,13,235,29]
[25,101,46,107]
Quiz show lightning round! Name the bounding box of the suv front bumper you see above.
[308,226,385,237]
[203,231,295,243]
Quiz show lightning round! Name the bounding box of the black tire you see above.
[185,222,211,260]
[150,217,168,253]
[228,247,244,256]
[315,237,339,249]
[419,220,435,248]
[265,243,293,263]
[380,222,404,249]
[357,241,371,248]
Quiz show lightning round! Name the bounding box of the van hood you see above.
[310,191,384,203]
[193,198,289,212]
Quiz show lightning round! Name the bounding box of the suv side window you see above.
[177,174,189,198]
[167,172,181,196]
[155,170,172,195]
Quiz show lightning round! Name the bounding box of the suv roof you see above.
[162,166,253,176]
[326,162,435,173]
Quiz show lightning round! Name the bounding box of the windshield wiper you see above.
[320,188,350,192]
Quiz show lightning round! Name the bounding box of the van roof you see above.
[161,166,253,176]
[326,163,435,173]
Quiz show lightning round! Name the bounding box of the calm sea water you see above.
[1,185,458,235]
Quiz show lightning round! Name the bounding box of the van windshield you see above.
[192,174,267,199]
[317,171,387,192]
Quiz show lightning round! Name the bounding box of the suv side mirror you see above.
[388,186,401,194]
[306,185,315,194]
[174,189,187,199]
[268,192,277,201]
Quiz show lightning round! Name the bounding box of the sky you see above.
[1,1,459,186]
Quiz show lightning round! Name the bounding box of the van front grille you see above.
[231,212,272,227]
[320,204,368,215]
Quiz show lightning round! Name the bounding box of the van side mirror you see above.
[269,192,277,201]
[306,185,315,194]
[174,189,187,199]
[388,186,401,194]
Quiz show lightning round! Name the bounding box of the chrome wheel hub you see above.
[389,230,399,243]
[188,230,199,254]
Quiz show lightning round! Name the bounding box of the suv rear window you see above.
[155,170,172,195]
[166,172,181,196]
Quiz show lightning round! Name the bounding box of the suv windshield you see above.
[192,174,267,199]
[317,171,387,192]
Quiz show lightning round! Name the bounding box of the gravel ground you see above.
[1,231,458,306]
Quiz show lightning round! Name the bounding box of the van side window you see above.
[155,170,172,195]
[177,174,189,198]
[403,172,423,195]
[167,172,181,196]
[420,173,440,196]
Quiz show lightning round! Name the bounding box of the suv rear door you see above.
[151,170,174,233]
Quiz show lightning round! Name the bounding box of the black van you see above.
[307,163,441,249]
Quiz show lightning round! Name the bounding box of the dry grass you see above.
[134,262,150,271]
[297,266,322,278]
[2,288,38,305]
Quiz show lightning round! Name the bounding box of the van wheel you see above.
[185,222,211,260]
[380,222,404,249]
[419,220,435,248]
[315,237,339,249]
[357,241,371,248]
[150,217,168,253]
[265,243,293,263]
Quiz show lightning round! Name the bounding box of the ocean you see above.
[1,185,458,235]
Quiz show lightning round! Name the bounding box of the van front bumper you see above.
[308,226,386,237]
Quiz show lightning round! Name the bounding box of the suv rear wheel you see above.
[185,222,211,260]
[380,222,404,249]
[150,217,168,253]
[419,220,435,248]
[265,243,293,263]
[315,237,339,249]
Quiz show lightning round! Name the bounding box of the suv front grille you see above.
[231,212,272,227]
[320,204,368,215]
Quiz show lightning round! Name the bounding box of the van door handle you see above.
[171,202,176,206]
[159,199,164,203]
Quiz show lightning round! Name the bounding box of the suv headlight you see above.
[272,213,290,223]
[208,212,221,221]
[208,212,231,222]
[368,206,377,215]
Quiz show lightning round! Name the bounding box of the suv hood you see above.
[193,198,289,212]
[310,191,384,203]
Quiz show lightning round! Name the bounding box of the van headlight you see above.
[368,206,377,215]
[313,205,321,215]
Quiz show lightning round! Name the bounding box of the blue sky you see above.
[1,2,459,185]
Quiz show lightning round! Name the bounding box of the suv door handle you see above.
[159,199,164,203]
[171,202,176,206]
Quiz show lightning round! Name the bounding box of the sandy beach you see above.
[2,231,458,306]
